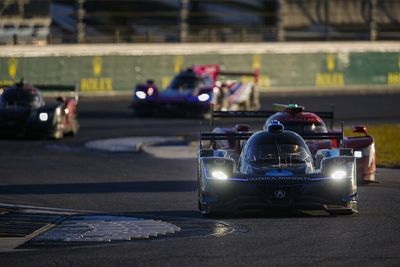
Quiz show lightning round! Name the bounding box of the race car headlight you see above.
[198,93,210,102]
[331,170,346,179]
[211,170,228,180]
[39,112,48,122]
[135,91,147,100]
[354,151,362,158]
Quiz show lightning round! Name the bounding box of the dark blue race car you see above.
[197,121,358,216]
[0,81,79,139]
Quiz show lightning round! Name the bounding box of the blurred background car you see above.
[131,64,259,117]
[0,80,79,139]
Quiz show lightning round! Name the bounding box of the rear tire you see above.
[52,125,64,140]
[51,115,64,140]
[65,119,79,136]
[70,119,79,136]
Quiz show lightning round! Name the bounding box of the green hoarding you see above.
[1,52,399,93]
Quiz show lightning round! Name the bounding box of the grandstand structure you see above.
[0,0,50,44]
[0,0,399,44]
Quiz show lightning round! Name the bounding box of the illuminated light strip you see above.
[206,176,248,182]
[205,175,351,182]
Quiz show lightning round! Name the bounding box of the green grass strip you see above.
[345,124,400,168]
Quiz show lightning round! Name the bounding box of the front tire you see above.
[326,200,358,216]
[198,190,215,217]
[199,202,216,217]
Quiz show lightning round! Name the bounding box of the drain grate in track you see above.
[0,212,63,238]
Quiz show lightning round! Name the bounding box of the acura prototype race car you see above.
[198,121,358,215]
[209,104,376,184]
[0,80,79,139]
[131,64,259,117]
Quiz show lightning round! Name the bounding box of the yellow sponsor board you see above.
[259,75,271,89]
[8,58,18,78]
[326,54,336,72]
[162,76,171,88]
[0,80,14,88]
[174,56,184,73]
[315,72,345,87]
[80,77,113,92]
[252,54,262,70]
[92,56,103,76]
[387,72,400,85]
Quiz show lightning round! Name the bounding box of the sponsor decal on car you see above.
[247,176,313,182]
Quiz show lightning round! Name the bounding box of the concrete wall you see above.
[0,43,399,94]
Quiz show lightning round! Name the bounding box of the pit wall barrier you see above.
[0,43,399,94]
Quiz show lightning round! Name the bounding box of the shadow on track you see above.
[121,209,334,220]
[0,180,197,194]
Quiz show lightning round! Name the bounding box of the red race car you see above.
[208,104,376,183]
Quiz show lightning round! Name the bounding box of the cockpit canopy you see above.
[167,69,213,91]
[264,112,328,134]
[239,130,313,175]
[0,84,44,109]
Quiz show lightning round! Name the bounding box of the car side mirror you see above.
[352,125,368,135]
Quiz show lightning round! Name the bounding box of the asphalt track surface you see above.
[1,92,400,266]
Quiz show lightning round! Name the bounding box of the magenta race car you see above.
[131,64,259,117]
[208,104,376,184]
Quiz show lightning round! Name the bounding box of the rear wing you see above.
[199,132,253,150]
[35,84,79,102]
[300,132,343,140]
[201,132,253,141]
[209,110,276,130]
[201,131,343,141]
[212,110,334,120]
[200,131,344,149]
[212,110,276,118]
[210,109,335,129]
[192,64,259,83]
[218,70,259,84]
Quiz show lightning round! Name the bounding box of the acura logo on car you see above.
[274,190,286,199]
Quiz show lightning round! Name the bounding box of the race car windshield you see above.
[282,122,327,133]
[1,90,42,108]
[168,73,204,91]
[249,144,311,167]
